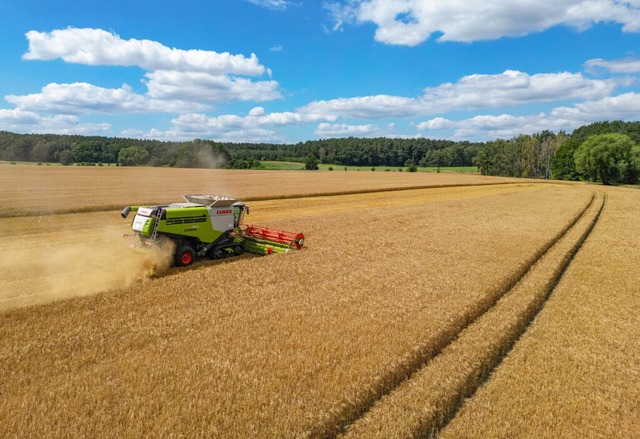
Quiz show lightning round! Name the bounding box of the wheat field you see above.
[0,165,637,438]
[0,164,514,217]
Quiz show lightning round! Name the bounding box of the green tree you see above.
[551,139,581,180]
[574,133,638,185]
[118,146,149,166]
[304,156,319,170]
[59,149,73,166]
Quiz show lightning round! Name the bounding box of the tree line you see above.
[0,133,232,169]
[225,137,480,168]
[476,121,640,185]
[0,132,480,169]
[1,120,639,185]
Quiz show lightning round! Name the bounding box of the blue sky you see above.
[1,0,640,143]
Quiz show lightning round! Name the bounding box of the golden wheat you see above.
[0,182,594,437]
[0,164,524,216]
[439,186,640,438]
[0,182,542,311]
[339,192,604,438]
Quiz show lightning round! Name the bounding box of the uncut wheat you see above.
[439,186,640,438]
[0,164,521,216]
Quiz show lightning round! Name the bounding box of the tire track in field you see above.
[428,193,607,438]
[305,192,602,438]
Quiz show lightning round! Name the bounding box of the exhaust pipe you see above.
[121,206,132,219]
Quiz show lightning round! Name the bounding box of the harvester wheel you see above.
[233,245,243,256]
[209,247,225,260]
[175,245,196,267]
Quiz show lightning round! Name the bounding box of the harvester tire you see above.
[175,245,196,267]
[209,247,225,260]
[233,245,243,256]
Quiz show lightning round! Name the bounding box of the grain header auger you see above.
[121,194,305,267]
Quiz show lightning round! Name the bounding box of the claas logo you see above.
[216,209,233,215]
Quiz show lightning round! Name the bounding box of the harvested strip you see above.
[440,187,639,438]
[339,193,604,439]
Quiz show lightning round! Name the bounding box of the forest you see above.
[1,120,639,185]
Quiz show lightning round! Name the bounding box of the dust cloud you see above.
[0,226,175,311]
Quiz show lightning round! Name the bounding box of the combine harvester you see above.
[121,194,304,266]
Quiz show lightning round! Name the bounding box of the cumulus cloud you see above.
[417,92,640,139]
[328,0,640,45]
[550,91,640,120]
[585,57,640,73]
[301,70,618,119]
[314,122,392,137]
[145,71,281,102]
[416,117,454,130]
[302,95,419,118]
[0,108,109,134]
[160,113,282,142]
[5,82,211,114]
[23,28,266,76]
[10,27,282,120]
[139,107,336,142]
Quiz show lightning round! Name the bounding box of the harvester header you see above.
[122,194,304,266]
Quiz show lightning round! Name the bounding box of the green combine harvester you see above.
[121,194,305,266]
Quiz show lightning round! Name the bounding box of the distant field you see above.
[258,160,305,170]
[0,164,511,217]
[259,160,479,173]
[0,167,636,438]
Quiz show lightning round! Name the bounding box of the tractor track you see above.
[422,192,607,438]
[306,191,605,439]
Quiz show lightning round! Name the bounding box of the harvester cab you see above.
[121,194,303,267]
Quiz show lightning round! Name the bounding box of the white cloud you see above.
[145,71,281,102]
[162,113,282,142]
[0,108,109,134]
[417,92,640,139]
[301,70,618,119]
[550,91,640,121]
[244,0,293,10]
[139,107,336,142]
[5,82,210,114]
[325,1,360,32]
[314,122,392,137]
[423,70,619,107]
[328,0,640,45]
[302,95,418,118]
[24,28,266,76]
[416,117,454,130]
[10,28,282,116]
[585,57,640,73]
